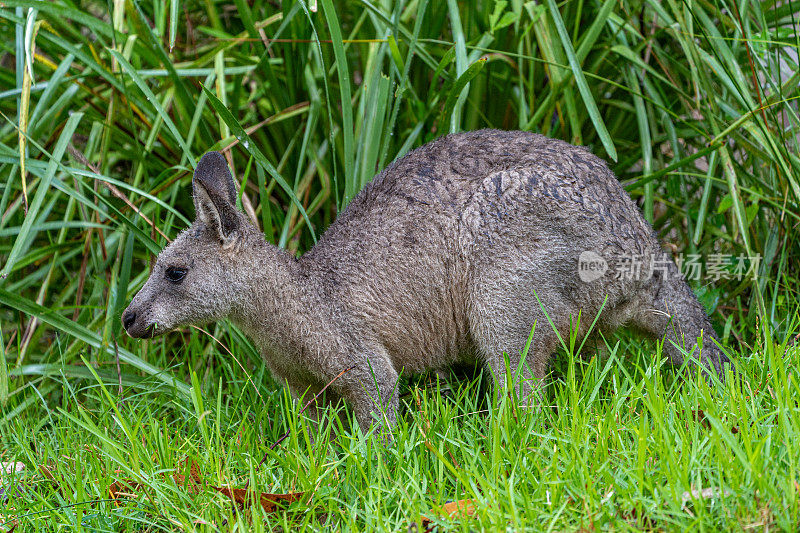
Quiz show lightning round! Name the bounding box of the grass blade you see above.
[0,322,7,406]
[0,288,190,395]
[319,0,355,205]
[109,49,195,167]
[440,58,487,133]
[446,0,469,133]
[544,0,617,161]
[1,111,82,280]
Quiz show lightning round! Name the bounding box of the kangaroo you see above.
[123,129,729,433]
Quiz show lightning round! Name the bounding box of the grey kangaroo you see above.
[123,129,729,432]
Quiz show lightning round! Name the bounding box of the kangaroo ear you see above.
[192,151,240,242]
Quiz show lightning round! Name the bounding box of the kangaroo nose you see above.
[122,310,136,330]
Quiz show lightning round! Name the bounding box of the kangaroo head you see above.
[122,152,255,338]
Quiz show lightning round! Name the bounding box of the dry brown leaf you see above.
[681,486,732,507]
[109,460,203,499]
[108,479,143,499]
[419,499,477,530]
[173,459,203,494]
[38,465,55,480]
[106,461,304,516]
[171,474,202,494]
[212,486,305,513]
[0,463,24,480]
[680,409,739,434]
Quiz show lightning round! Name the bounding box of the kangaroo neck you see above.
[227,238,319,359]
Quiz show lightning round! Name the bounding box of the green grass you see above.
[2,334,800,530]
[1,0,799,529]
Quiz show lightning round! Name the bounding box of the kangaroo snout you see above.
[122,310,136,330]
[121,303,156,338]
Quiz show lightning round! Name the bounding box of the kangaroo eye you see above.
[165,266,188,283]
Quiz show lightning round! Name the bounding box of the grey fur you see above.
[123,130,729,432]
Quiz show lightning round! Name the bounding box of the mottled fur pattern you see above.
[123,130,729,432]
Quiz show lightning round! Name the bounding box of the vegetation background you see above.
[0,0,799,530]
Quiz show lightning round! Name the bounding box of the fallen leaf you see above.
[212,486,305,513]
[108,479,142,499]
[681,486,732,507]
[680,409,739,434]
[686,409,711,430]
[109,459,203,499]
[419,499,476,530]
[38,465,55,480]
[106,462,305,517]
[0,463,24,479]
[172,459,203,494]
